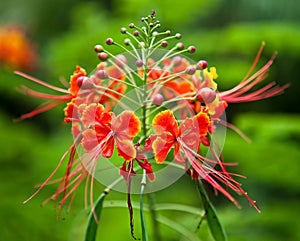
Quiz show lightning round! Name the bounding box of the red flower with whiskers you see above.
[81,103,140,161]
[152,110,210,164]
[152,109,260,211]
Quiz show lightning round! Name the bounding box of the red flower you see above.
[151,109,259,211]
[152,110,210,164]
[81,104,141,161]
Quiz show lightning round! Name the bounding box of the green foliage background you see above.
[1,0,299,240]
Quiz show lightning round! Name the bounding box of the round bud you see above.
[141,17,145,22]
[79,76,93,89]
[153,93,164,106]
[156,24,161,28]
[196,60,208,70]
[97,52,108,61]
[124,38,131,45]
[97,70,108,79]
[188,46,196,53]
[165,30,171,35]
[120,27,127,34]
[196,87,217,104]
[176,42,184,50]
[172,56,182,66]
[115,54,127,67]
[161,40,168,48]
[175,33,182,39]
[185,66,196,75]
[94,44,104,53]
[136,59,144,68]
[105,38,114,45]
[133,30,139,36]
[152,31,158,37]
[129,23,135,28]
[149,22,154,28]
[76,76,85,87]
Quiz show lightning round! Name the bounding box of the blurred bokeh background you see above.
[1,0,299,240]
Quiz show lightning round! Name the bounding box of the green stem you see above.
[140,170,148,241]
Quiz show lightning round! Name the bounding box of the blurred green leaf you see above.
[196,180,228,241]
[85,192,108,241]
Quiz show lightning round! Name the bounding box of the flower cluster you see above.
[18,12,289,217]
[0,25,37,71]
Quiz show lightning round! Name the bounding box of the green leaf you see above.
[196,180,228,241]
[84,191,108,241]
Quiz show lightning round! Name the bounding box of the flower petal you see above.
[152,135,174,163]
[152,110,179,137]
[113,111,140,138]
[69,66,86,96]
[81,129,100,152]
[115,137,136,161]
[81,103,113,128]
[194,111,210,136]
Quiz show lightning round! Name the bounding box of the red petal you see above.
[137,160,156,182]
[115,137,136,161]
[101,136,115,158]
[152,110,179,137]
[152,135,175,163]
[69,66,86,96]
[113,111,140,138]
[81,103,113,128]
[81,129,100,152]
[194,111,210,136]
